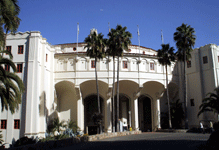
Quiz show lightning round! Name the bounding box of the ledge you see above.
[88,131,142,141]
[156,129,188,133]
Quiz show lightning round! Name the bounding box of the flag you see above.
[137,25,140,36]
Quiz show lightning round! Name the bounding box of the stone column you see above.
[157,98,161,129]
[76,87,84,132]
[131,98,139,131]
[104,97,112,133]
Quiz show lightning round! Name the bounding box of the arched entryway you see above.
[84,95,104,135]
[55,81,78,123]
[138,95,152,132]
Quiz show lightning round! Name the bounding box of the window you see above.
[190,99,195,106]
[5,64,10,71]
[203,56,208,64]
[150,62,154,70]
[18,45,23,54]
[143,51,145,54]
[91,60,95,68]
[46,54,48,62]
[123,61,128,69]
[1,120,7,129]
[6,46,11,54]
[187,61,191,68]
[14,120,20,129]
[17,64,23,73]
[73,47,76,51]
[218,56,219,63]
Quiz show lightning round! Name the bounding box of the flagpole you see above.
[77,22,79,55]
[137,25,140,55]
[161,29,164,44]
[108,22,110,34]
[137,25,140,89]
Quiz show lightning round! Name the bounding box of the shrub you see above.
[13,136,37,147]
[54,134,70,140]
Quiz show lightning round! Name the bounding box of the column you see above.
[104,98,112,133]
[77,87,84,132]
[157,98,161,129]
[131,98,139,131]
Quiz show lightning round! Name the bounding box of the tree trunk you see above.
[116,56,120,132]
[166,65,172,129]
[184,50,188,129]
[95,57,101,134]
[112,56,115,132]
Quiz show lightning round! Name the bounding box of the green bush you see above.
[40,134,70,142]
[39,136,55,142]
[55,134,70,140]
[13,137,37,147]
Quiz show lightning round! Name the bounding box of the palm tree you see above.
[0,50,24,114]
[106,29,117,132]
[52,117,66,133]
[198,88,219,117]
[0,0,21,49]
[0,131,3,145]
[174,23,196,129]
[157,44,175,129]
[108,25,132,132]
[67,120,79,134]
[84,29,106,134]
[170,99,184,129]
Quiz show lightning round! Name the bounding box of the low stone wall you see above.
[88,131,142,141]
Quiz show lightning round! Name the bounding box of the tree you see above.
[198,88,219,117]
[0,0,24,114]
[106,29,116,132]
[157,44,175,129]
[170,99,184,128]
[84,29,106,134]
[0,131,3,145]
[161,99,184,129]
[52,117,66,133]
[67,120,79,134]
[0,0,21,49]
[174,23,196,129]
[107,25,132,132]
[0,50,24,114]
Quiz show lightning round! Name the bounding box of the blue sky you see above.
[17,0,219,51]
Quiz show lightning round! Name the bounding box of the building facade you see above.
[0,31,218,145]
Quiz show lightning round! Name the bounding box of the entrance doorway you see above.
[138,96,152,132]
[113,94,130,132]
[84,95,103,135]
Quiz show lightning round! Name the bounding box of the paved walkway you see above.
[54,132,210,150]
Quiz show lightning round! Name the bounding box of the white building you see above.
[0,31,218,145]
